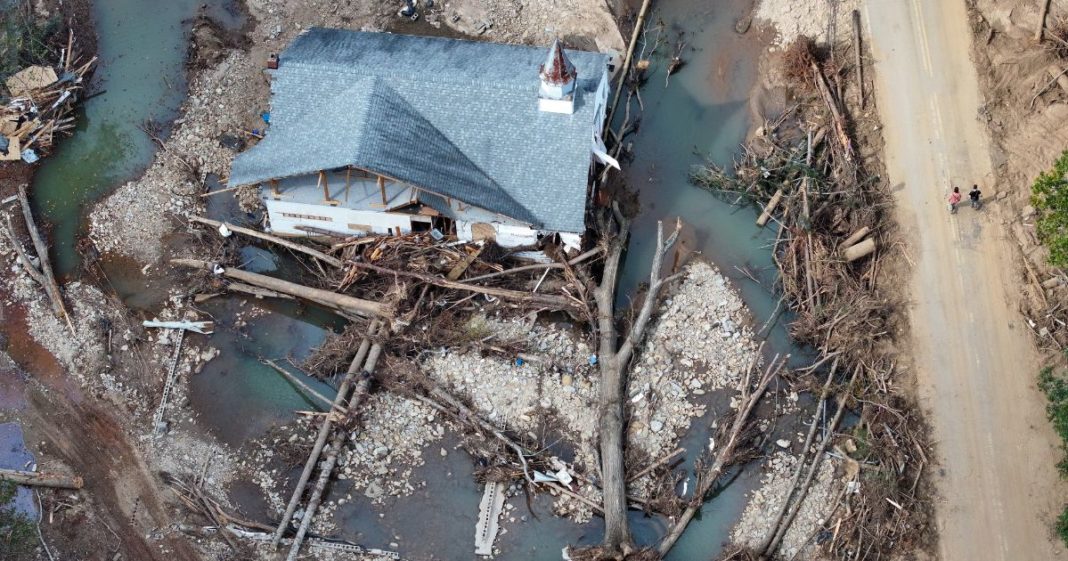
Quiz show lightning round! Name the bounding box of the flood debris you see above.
[0,30,96,160]
[2,184,71,332]
[691,35,932,560]
[0,468,84,490]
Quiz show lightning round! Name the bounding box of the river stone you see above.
[561,374,573,387]
[373,446,390,459]
[365,481,385,499]
[776,439,790,449]
[650,420,664,433]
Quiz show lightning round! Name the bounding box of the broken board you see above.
[5,65,58,97]
[0,136,20,161]
[474,481,506,556]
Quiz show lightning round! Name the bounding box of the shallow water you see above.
[0,423,38,519]
[31,0,243,277]
[22,0,807,556]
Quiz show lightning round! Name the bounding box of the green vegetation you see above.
[0,7,60,84]
[1038,366,1068,477]
[1038,366,1068,547]
[1031,151,1068,268]
[1059,505,1068,548]
[0,480,36,556]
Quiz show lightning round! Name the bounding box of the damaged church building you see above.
[228,28,619,253]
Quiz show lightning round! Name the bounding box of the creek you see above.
[26,0,800,558]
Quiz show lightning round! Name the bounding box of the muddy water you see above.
[31,0,243,277]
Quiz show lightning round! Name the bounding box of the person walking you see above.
[948,186,962,214]
[969,184,982,210]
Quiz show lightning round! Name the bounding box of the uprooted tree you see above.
[591,209,681,557]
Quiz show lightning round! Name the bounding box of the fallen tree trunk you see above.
[15,185,70,326]
[189,216,343,268]
[605,0,654,132]
[657,350,780,557]
[0,468,83,490]
[285,332,385,561]
[591,214,682,556]
[272,321,379,548]
[170,258,390,318]
[464,246,603,282]
[343,260,578,311]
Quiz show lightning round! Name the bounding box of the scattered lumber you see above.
[189,216,343,268]
[343,260,578,312]
[170,258,391,318]
[843,237,876,262]
[0,468,83,490]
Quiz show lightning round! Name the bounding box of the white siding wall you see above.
[265,199,415,236]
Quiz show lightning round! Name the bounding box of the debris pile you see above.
[1,31,96,163]
[691,35,932,559]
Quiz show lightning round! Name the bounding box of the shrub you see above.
[1059,504,1068,547]
[0,9,60,84]
[1031,151,1068,267]
[1039,367,1068,477]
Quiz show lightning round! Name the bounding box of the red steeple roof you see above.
[539,39,577,85]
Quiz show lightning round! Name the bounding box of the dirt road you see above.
[864,1,1068,559]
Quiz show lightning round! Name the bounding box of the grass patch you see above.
[0,6,60,85]
[0,480,36,556]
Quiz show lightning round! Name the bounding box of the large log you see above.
[17,185,70,324]
[271,321,379,548]
[0,468,83,489]
[189,216,343,268]
[170,258,390,318]
[841,226,871,249]
[605,0,654,132]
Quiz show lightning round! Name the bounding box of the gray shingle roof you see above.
[229,28,609,233]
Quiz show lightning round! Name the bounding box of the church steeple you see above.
[538,39,578,114]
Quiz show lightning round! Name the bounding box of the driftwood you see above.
[842,226,871,248]
[852,10,865,108]
[605,0,654,131]
[1038,0,1053,41]
[843,237,876,262]
[10,186,71,328]
[272,321,380,548]
[762,365,861,558]
[464,246,603,282]
[756,362,837,557]
[170,258,391,318]
[0,468,83,490]
[226,281,293,300]
[656,351,781,557]
[590,212,682,556]
[262,359,346,416]
[285,329,385,561]
[343,260,578,311]
[626,447,684,483]
[812,62,853,162]
[189,216,343,268]
[757,189,784,227]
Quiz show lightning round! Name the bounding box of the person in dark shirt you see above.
[969,184,982,209]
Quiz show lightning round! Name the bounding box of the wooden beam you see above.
[0,468,83,490]
[189,216,343,267]
[171,258,391,318]
[319,171,339,206]
[344,168,351,203]
[270,179,281,199]
[378,176,387,206]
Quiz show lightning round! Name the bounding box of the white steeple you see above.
[538,39,578,114]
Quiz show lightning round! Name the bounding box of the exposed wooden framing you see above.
[270,179,281,199]
[318,171,339,206]
[344,167,352,202]
[377,176,387,206]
